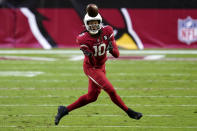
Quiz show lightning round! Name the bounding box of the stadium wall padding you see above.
[0,0,197,49]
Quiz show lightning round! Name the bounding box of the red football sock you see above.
[67,93,98,112]
[67,94,89,112]
[108,91,129,112]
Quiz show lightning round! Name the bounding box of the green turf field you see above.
[0,49,197,131]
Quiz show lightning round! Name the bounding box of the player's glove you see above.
[80,49,95,66]
[80,49,93,57]
[107,41,113,52]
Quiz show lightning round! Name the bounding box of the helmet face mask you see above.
[84,13,102,35]
[87,21,100,34]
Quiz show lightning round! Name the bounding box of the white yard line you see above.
[120,50,197,55]
[144,55,165,60]
[1,61,196,65]
[0,125,197,129]
[0,114,188,117]
[0,87,195,90]
[69,55,165,61]
[34,125,197,129]
[0,104,196,107]
[0,50,197,54]
[0,72,193,76]
[0,71,43,77]
[1,79,196,83]
[0,95,196,98]
[1,66,197,70]
[69,55,84,61]
[0,50,82,54]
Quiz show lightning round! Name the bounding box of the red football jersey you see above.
[76,25,119,68]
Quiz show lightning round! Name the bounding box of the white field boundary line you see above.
[1,61,197,65]
[0,125,197,129]
[0,114,192,117]
[0,56,56,61]
[1,50,197,54]
[0,87,196,90]
[0,104,197,107]
[0,95,196,98]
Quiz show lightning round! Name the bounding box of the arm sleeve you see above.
[108,27,119,58]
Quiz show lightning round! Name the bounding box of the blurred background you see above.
[0,0,197,50]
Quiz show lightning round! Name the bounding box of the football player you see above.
[55,4,142,125]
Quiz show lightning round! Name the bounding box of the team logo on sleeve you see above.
[178,16,197,45]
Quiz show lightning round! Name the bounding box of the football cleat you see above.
[126,108,143,120]
[55,106,69,125]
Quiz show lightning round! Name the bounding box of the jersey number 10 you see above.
[93,43,106,56]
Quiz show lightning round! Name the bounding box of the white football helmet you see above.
[83,13,102,35]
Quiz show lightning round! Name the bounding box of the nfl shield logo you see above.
[178,16,197,45]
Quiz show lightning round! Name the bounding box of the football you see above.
[86,4,99,17]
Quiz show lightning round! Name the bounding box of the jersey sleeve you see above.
[106,26,119,58]
[76,34,96,66]
[76,34,92,54]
